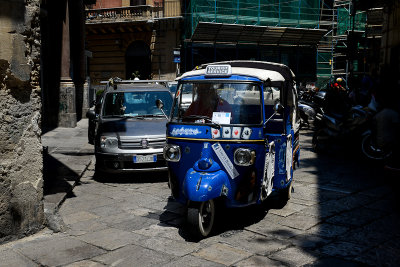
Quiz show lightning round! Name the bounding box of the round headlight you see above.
[163,145,181,162]
[100,136,118,149]
[234,148,255,166]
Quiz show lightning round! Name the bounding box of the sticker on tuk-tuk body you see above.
[241,127,252,140]
[232,127,241,139]
[222,127,232,138]
[211,128,220,139]
[170,127,202,136]
[261,142,275,200]
[212,143,239,179]
[286,134,293,181]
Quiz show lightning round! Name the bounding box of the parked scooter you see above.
[312,104,375,153]
[298,102,315,128]
[361,108,399,161]
[298,89,327,129]
[298,88,316,128]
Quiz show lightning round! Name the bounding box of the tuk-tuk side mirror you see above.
[264,103,284,127]
[156,99,164,109]
[274,103,284,114]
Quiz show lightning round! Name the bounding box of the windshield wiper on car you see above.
[181,115,221,129]
[102,114,126,118]
[133,114,165,119]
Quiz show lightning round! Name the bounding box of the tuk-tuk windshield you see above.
[172,82,263,125]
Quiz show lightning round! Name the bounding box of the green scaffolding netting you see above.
[337,7,366,35]
[183,0,367,84]
[185,0,322,38]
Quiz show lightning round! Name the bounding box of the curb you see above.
[44,156,94,232]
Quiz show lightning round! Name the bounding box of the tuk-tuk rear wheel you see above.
[187,199,215,238]
[278,180,293,202]
[286,181,293,200]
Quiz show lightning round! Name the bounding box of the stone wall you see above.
[381,3,400,67]
[0,0,44,243]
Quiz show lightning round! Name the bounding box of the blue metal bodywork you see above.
[167,71,298,208]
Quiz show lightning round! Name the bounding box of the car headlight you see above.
[163,144,181,162]
[100,136,118,149]
[234,148,255,166]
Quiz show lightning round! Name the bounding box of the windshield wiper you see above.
[103,114,126,118]
[181,115,221,129]
[134,114,165,119]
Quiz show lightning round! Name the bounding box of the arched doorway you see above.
[125,41,151,80]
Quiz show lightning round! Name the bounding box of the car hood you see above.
[99,118,167,138]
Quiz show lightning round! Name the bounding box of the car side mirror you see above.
[86,109,96,119]
[155,99,168,119]
[274,103,284,114]
[156,99,164,109]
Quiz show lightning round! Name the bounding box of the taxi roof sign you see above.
[205,65,232,77]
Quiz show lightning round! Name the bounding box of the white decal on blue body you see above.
[212,143,239,179]
[170,127,202,136]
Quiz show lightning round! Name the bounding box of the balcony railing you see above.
[85,5,164,23]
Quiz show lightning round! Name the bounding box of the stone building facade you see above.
[380,2,400,74]
[0,0,44,243]
[85,0,182,87]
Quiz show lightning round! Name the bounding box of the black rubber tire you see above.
[94,161,106,181]
[312,129,328,153]
[361,133,392,161]
[284,180,293,201]
[187,200,216,238]
[285,181,294,201]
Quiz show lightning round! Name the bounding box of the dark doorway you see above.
[125,41,151,80]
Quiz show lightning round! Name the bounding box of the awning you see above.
[189,22,328,46]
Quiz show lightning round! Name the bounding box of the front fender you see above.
[362,129,371,137]
[183,168,231,202]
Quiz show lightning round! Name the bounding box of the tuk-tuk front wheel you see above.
[187,199,216,238]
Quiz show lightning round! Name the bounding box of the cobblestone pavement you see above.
[1,127,399,266]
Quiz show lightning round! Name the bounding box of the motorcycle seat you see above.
[330,112,344,120]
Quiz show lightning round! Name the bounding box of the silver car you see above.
[89,81,173,175]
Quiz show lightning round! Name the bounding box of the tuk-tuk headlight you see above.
[234,148,255,166]
[100,136,118,149]
[164,144,181,162]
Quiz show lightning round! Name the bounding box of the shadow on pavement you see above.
[295,128,400,266]
[92,171,168,184]
[43,148,78,196]
[158,128,400,265]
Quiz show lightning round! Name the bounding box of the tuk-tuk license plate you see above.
[133,155,157,163]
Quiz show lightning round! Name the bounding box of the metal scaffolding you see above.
[183,0,368,85]
[317,0,367,87]
[185,0,323,39]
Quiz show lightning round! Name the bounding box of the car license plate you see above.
[133,155,157,163]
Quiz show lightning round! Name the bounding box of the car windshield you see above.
[167,82,178,94]
[171,82,263,125]
[102,91,172,117]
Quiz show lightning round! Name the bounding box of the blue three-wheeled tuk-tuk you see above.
[158,61,300,238]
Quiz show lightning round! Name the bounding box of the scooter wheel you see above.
[361,133,392,161]
[187,199,215,238]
